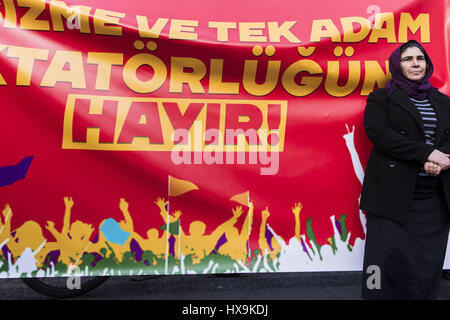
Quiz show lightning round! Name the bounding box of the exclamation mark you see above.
[267,104,280,146]
[205,103,220,145]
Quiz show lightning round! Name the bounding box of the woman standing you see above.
[360,40,450,299]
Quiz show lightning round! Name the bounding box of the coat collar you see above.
[388,87,449,143]
[388,87,425,133]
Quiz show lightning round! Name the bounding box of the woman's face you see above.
[400,46,427,82]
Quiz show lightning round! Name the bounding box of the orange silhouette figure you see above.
[0,204,46,260]
[154,197,243,264]
[217,203,253,262]
[39,197,94,267]
[258,206,282,260]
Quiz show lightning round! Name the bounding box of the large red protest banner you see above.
[0,0,448,277]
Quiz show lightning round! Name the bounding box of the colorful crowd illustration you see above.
[0,196,365,278]
[0,124,366,278]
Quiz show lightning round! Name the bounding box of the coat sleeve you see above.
[438,143,450,154]
[364,91,435,164]
[436,93,450,154]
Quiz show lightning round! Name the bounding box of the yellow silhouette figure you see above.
[257,202,302,260]
[132,228,165,262]
[91,198,134,262]
[151,197,183,258]
[154,197,243,264]
[258,206,281,260]
[132,197,182,264]
[291,202,303,243]
[0,204,46,260]
[217,203,253,262]
[39,197,94,267]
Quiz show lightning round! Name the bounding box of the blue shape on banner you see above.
[100,218,130,245]
[0,156,33,187]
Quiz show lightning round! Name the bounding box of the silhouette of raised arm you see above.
[119,198,134,231]
[292,202,303,242]
[45,221,61,241]
[210,205,242,241]
[61,197,74,236]
[239,202,253,241]
[1,204,12,236]
[155,197,181,224]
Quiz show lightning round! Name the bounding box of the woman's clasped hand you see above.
[425,149,450,176]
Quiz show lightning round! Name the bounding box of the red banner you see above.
[0,0,448,277]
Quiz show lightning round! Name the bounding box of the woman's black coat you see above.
[360,87,450,224]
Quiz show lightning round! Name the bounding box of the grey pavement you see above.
[1,271,450,300]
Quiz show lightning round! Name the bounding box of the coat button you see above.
[389,161,396,168]
[445,129,450,135]
[400,127,407,135]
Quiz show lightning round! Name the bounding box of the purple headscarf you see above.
[385,40,434,100]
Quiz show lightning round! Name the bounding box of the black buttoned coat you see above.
[360,87,450,224]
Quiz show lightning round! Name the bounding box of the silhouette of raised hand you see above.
[343,124,355,146]
[45,221,55,230]
[232,206,243,218]
[172,210,182,220]
[262,206,270,220]
[292,202,303,216]
[64,196,74,210]
[119,198,129,212]
[155,197,168,211]
[45,220,60,240]
[343,123,365,185]
[1,204,11,221]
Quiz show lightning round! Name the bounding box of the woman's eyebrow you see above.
[401,54,425,59]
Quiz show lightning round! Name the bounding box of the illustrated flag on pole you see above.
[0,156,33,187]
[230,190,252,258]
[230,191,250,206]
[168,175,199,197]
[164,176,198,274]
[160,220,180,235]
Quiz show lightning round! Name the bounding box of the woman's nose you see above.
[411,59,420,67]
[413,58,420,66]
